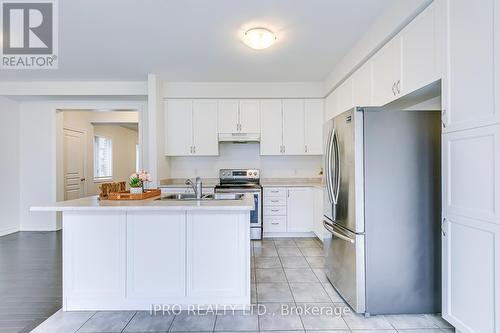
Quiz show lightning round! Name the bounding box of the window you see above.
[135,144,140,172]
[94,136,112,180]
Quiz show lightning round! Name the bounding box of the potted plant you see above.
[129,170,152,194]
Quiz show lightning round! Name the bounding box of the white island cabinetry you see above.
[33,196,253,311]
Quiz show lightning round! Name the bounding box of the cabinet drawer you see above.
[264,217,286,233]
[264,196,287,206]
[264,206,287,216]
[264,188,287,197]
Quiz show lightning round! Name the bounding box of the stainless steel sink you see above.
[155,193,243,201]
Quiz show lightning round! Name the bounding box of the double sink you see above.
[155,193,243,201]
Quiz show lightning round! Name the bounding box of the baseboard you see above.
[263,232,316,238]
[0,226,19,237]
[20,225,60,232]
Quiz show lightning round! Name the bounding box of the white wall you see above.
[169,143,322,179]
[0,97,20,236]
[17,100,145,231]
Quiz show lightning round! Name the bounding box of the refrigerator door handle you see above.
[327,128,337,205]
[332,130,341,203]
[323,220,355,244]
[325,128,334,204]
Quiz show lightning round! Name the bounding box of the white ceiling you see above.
[1,0,402,82]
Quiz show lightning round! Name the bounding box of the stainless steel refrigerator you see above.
[323,107,441,315]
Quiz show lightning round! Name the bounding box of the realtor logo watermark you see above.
[1,0,58,69]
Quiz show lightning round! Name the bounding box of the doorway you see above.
[60,109,140,200]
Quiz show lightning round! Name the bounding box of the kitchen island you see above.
[31,195,254,311]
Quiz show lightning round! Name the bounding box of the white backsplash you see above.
[168,143,322,179]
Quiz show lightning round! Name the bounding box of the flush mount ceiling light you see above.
[242,27,277,50]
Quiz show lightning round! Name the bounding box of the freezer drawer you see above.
[323,220,365,313]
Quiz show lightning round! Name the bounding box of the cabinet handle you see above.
[271,200,279,203]
[396,80,401,94]
[392,82,396,96]
[441,217,447,236]
[271,222,279,225]
[442,109,447,129]
[190,146,193,154]
[271,209,279,212]
[283,145,286,153]
[193,146,196,154]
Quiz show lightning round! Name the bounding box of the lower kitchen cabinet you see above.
[263,186,315,235]
[126,212,186,299]
[287,188,314,232]
[442,215,500,333]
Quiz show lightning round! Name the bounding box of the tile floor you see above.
[26,237,454,333]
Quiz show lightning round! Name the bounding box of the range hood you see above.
[218,133,260,143]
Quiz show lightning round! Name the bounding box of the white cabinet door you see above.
[187,211,249,300]
[283,99,305,155]
[325,89,338,121]
[260,100,283,155]
[336,79,353,113]
[442,215,500,333]
[372,37,402,106]
[400,1,439,96]
[63,212,126,303]
[444,0,497,132]
[218,99,239,133]
[304,99,323,155]
[192,100,219,156]
[239,100,260,133]
[165,100,192,156]
[352,61,373,107]
[287,188,314,232]
[313,187,324,241]
[126,212,185,299]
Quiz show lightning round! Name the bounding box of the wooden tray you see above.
[107,189,161,201]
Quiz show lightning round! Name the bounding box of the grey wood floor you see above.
[0,231,62,333]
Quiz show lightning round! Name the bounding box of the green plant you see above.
[129,174,142,188]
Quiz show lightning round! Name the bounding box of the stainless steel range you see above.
[215,169,262,240]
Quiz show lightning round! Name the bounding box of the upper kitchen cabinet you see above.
[304,99,324,154]
[443,0,498,132]
[218,99,260,134]
[372,37,402,106]
[352,61,373,107]
[164,99,218,156]
[336,79,354,113]
[261,99,323,156]
[239,100,260,133]
[400,1,441,96]
[164,100,193,156]
[371,1,442,107]
[192,100,219,155]
[282,99,306,155]
[218,100,239,133]
[260,99,283,155]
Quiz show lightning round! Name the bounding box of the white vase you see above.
[130,187,143,194]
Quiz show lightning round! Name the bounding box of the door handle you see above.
[442,109,447,129]
[323,220,355,244]
[80,178,86,182]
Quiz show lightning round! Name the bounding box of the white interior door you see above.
[193,100,219,155]
[64,128,86,200]
[218,100,239,133]
[260,100,283,155]
[282,99,305,155]
[239,100,260,133]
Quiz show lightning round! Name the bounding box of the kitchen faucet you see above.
[185,177,202,199]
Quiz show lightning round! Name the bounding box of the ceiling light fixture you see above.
[242,27,277,50]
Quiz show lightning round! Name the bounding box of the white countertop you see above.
[159,178,219,188]
[30,194,255,212]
